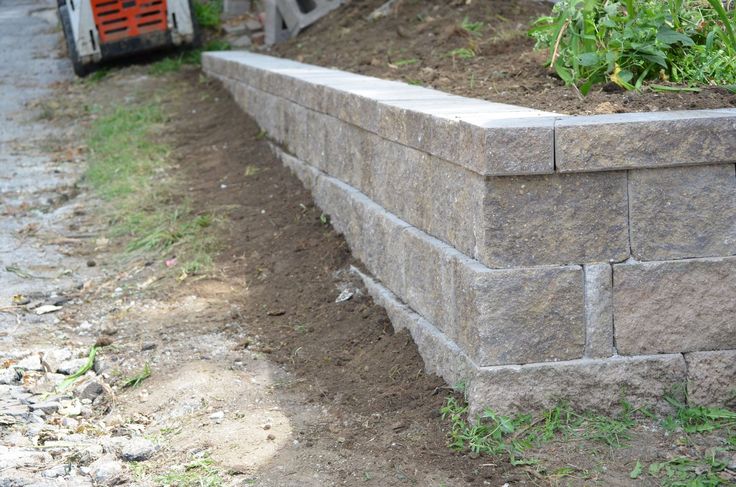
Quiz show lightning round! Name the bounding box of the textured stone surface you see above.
[468,354,687,415]
[556,110,736,172]
[455,262,585,366]
[584,264,614,358]
[629,164,736,261]
[613,257,736,354]
[354,266,475,388]
[401,228,458,339]
[685,350,736,407]
[275,149,321,191]
[479,171,629,267]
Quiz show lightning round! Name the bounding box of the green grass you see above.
[86,102,220,276]
[122,363,152,388]
[460,16,484,36]
[149,40,231,76]
[156,456,223,487]
[193,0,223,29]
[442,393,736,485]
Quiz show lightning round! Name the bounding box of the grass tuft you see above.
[156,456,223,487]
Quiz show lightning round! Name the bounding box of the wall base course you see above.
[685,350,736,408]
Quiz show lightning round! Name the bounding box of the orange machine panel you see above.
[91,0,168,43]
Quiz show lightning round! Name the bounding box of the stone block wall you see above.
[203,51,736,414]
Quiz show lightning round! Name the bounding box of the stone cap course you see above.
[203,51,736,176]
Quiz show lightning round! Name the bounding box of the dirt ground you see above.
[272,0,736,115]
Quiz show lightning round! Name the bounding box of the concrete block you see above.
[468,354,687,416]
[400,228,458,340]
[454,262,585,366]
[629,164,736,261]
[613,257,736,355]
[264,0,290,45]
[358,204,410,299]
[685,350,736,407]
[479,171,629,267]
[556,110,736,172]
[273,148,320,191]
[323,115,373,190]
[275,0,341,38]
[583,264,614,358]
[222,0,250,18]
[353,266,475,388]
[311,175,362,246]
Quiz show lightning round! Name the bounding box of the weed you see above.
[193,0,223,30]
[460,16,484,36]
[156,456,223,487]
[448,47,476,60]
[664,395,736,433]
[243,164,260,177]
[530,0,736,93]
[648,450,731,486]
[86,68,111,83]
[57,346,97,391]
[122,363,151,388]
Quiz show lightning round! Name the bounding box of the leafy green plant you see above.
[122,363,151,388]
[193,0,223,29]
[530,0,736,93]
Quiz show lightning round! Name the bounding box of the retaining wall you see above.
[203,51,736,414]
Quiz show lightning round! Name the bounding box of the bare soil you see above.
[272,0,736,115]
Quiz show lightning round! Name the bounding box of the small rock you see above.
[89,456,123,485]
[223,23,247,35]
[121,437,156,462]
[62,417,79,430]
[231,35,252,49]
[262,424,271,430]
[57,358,89,375]
[87,260,97,267]
[15,354,43,371]
[209,411,225,421]
[58,398,82,416]
[30,401,60,414]
[141,342,157,351]
[42,464,70,478]
[78,381,105,401]
[0,368,19,384]
[266,434,276,441]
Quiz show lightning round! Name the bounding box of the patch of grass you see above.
[648,451,731,486]
[149,40,231,75]
[156,456,223,487]
[87,101,220,275]
[460,16,484,36]
[193,0,223,30]
[122,363,151,388]
[448,47,476,60]
[664,394,736,433]
[441,397,645,463]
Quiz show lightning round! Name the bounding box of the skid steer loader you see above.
[58,0,198,76]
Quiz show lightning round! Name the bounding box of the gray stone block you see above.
[323,114,373,190]
[629,164,736,261]
[468,354,687,415]
[311,175,362,246]
[584,264,614,358]
[400,227,458,340]
[357,204,410,299]
[264,0,290,45]
[556,110,736,172]
[353,266,475,388]
[613,257,736,355]
[276,0,342,38]
[222,0,250,18]
[273,147,320,191]
[685,350,736,407]
[479,171,629,267]
[454,262,585,366]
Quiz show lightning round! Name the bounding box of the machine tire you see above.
[58,5,90,77]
